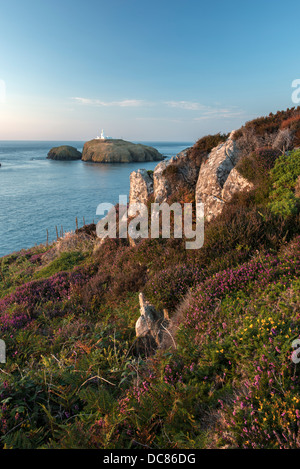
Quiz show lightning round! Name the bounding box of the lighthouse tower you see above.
[96,129,111,139]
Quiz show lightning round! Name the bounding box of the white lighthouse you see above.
[96,129,106,140]
[96,129,112,140]
[95,128,113,140]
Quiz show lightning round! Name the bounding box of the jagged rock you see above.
[129,169,153,206]
[82,139,164,163]
[222,168,254,201]
[171,147,200,188]
[135,293,167,345]
[153,160,172,203]
[195,132,240,222]
[152,147,198,203]
[47,145,82,160]
[128,169,153,242]
[174,147,191,159]
[127,145,193,205]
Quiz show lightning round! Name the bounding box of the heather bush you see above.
[281,114,300,147]
[233,107,300,140]
[236,147,281,184]
[180,246,300,338]
[0,246,48,298]
[82,242,147,309]
[187,202,294,270]
[143,263,203,312]
[0,266,91,329]
[187,132,228,169]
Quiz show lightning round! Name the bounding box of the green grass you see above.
[34,251,86,279]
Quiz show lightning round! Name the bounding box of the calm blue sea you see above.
[0,141,193,257]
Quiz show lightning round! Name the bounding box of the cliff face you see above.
[81,139,164,163]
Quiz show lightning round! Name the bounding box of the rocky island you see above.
[47,145,82,161]
[81,138,164,163]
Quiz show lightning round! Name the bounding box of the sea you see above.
[0,141,193,257]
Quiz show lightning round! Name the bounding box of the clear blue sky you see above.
[0,0,299,141]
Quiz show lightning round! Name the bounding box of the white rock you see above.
[195,134,240,222]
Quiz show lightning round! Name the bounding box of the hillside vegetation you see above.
[0,108,300,449]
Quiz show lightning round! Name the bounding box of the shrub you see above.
[187,133,228,168]
[233,107,300,140]
[143,263,203,312]
[281,114,300,147]
[236,147,280,183]
[235,147,281,206]
[268,149,300,217]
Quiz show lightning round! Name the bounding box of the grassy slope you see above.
[0,114,300,449]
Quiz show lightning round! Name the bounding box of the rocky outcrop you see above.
[126,132,257,225]
[153,160,172,203]
[222,168,254,202]
[47,145,82,161]
[82,139,164,163]
[125,132,257,234]
[135,293,168,346]
[195,132,240,221]
[129,169,154,206]
[152,147,198,203]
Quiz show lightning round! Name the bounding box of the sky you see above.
[0,0,300,142]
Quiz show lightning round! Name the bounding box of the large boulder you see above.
[81,139,164,163]
[47,145,82,160]
[195,132,240,221]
